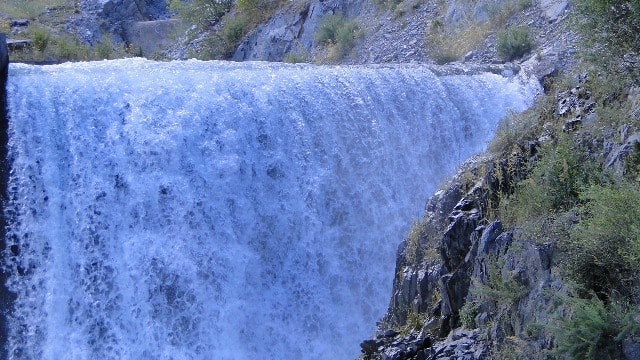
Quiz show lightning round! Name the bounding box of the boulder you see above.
[123,20,187,57]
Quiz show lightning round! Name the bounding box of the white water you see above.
[3,59,537,359]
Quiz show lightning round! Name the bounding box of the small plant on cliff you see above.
[315,14,362,59]
[31,28,50,53]
[555,296,639,359]
[562,181,640,299]
[573,0,640,70]
[496,26,533,61]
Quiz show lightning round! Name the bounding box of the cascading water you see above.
[2,59,538,359]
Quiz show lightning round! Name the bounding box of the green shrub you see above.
[314,14,362,58]
[563,181,640,298]
[459,301,479,328]
[573,0,640,63]
[472,257,528,307]
[94,35,114,60]
[284,49,310,63]
[31,28,50,52]
[54,36,90,61]
[501,135,595,231]
[496,26,533,61]
[222,16,249,49]
[555,297,638,359]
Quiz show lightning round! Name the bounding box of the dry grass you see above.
[0,0,73,19]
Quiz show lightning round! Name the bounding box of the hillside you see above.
[1,1,639,359]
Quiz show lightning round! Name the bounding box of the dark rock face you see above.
[0,33,15,360]
[359,154,566,360]
[99,0,169,22]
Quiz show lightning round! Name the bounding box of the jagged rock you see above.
[442,207,479,273]
[233,0,338,61]
[477,221,504,255]
[99,0,168,22]
[605,131,640,175]
[562,117,582,132]
[540,0,568,22]
[361,339,384,355]
[6,40,32,51]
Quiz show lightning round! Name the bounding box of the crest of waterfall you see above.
[2,59,538,359]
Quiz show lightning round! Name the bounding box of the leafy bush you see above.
[284,49,310,63]
[314,14,362,58]
[54,36,90,61]
[555,297,638,359]
[222,16,248,49]
[94,35,114,60]
[501,136,594,231]
[31,28,50,52]
[563,181,640,298]
[573,0,640,61]
[425,21,491,64]
[496,26,533,61]
[459,301,479,328]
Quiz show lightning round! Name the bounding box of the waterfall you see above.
[2,59,538,359]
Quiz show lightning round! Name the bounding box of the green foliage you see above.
[94,35,114,60]
[31,28,50,53]
[284,49,310,63]
[0,0,69,19]
[501,136,595,233]
[314,14,362,56]
[471,256,528,312]
[169,0,233,29]
[54,36,90,61]
[496,26,533,61]
[222,16,248,48]
[563,181,640,297]
[626,141,640,180]
[573,0,640,66]
[555,297,638,359]
[425,20,491,64]
[405,309,426,332]
[459,301,479,328]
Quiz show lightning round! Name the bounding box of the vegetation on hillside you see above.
[475,0,640,357]
[0,0,140,62]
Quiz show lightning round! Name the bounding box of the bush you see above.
[501,135,594,230]
[222,16,248,49]
[496,26,533,61]
[573,0,640,61]
[54,36,90,61]
[284,49,310,63]
[555,297,638,359]
[31,28,50,52]
[314,14,362,54]
[94,35,114,60]
[563,181,640,298]
[425,21,491,64]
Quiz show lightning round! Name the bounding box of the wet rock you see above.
[361,339,384,355]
